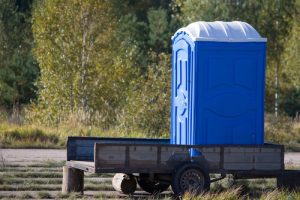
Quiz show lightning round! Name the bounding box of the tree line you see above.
[0,0,299,135]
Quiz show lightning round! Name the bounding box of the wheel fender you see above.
[173,159,210,175]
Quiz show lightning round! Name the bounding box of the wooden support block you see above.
[112,173,137,194]
[277,171,300,191]
[62,166,84,194]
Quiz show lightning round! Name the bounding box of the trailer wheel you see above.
[171,163,210,196]
[137,173,170,194]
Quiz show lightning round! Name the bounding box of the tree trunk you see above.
[80,10,90,123]
[69,72,74,112]
[275,59,279,117]
[11,100,21,124]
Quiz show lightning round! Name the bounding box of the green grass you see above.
[1,162,288,199]
[84,183,112,191]
[0,194,18,199]
[0,160,65,168]
[86,178,111,184]
[0,177,61,185]
[20,192,34,199]
[0,167,61,172]
[67,192,83,199]
[27,160,65,168]
[265,114,300,152]
[183,188,300,200]
[1,165,300,200]
[0,113,299,149]
[1,171,63,178]
[0,184,61,191]
[0,123,61,148]
[183,187,242,200]
[0,122,167,149]
[0,177,111,185]
[0,183,113,191]
[56,192,71,199]
[37,191,52,199]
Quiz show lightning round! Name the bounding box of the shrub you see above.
[0,125,60,148]
[264,114,299,144]
[118,52,171,137]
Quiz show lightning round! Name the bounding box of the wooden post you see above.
[277,171,300,191]
[62,166,84,194]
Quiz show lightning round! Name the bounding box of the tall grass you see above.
[0,121,168,148]
[0,124,60,148]
[182,188,300,200]
[183,187,242,200]
[265,114,300,151]
[183,188,300,200]
[0,112,299,149]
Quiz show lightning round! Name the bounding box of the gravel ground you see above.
[0,149,65,166]
[284,152,300,167]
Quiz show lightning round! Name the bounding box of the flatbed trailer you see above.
[63,136,300,196]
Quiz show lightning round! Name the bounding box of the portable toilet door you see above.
[171,32,195,145]
[171,21,267,145]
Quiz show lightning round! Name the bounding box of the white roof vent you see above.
[172,21,267,42]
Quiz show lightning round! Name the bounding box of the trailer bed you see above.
[67,136,170,161]
[66,137,284,177]
[66,161,95,173]
[64,137,300,195]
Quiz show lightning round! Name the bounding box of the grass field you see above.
[0,114,300,149]
[1,114,300,199]
[0,161,300,199]
[0,122,167,149]
[0,119,300,150]
[0,161,172,199]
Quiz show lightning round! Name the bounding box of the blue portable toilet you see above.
[171,21,267,145]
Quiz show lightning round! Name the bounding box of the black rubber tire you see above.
[137,174,170,194]
[171,163,210,196]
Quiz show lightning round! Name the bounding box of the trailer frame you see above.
[62,136,300,195]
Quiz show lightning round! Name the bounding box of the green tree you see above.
[0,0,39,122]
[280,0,300,116]
[173,0,296,115]
[32,0,134,127]
[147,8,170,52]
[118,8,175,135]
[116,13,148,73]
[121,0,172,21]
[118,52,171,135]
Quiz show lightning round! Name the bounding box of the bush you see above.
[280,87,300,117]
[265,113,300,144]
[118,52,171,137]
[0,124,60,148]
